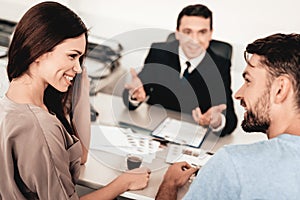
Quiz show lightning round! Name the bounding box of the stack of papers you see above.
[90,124,160,163]
[151,117,208,148]
[165,144,213,167]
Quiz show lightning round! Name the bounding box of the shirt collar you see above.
[178,46,206,77]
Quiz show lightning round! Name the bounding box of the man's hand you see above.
[192,104,226,128]
[163,162,198,187]
[124,68,146,102]
[156,162,198,200]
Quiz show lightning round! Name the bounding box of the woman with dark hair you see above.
[0,1,150,199]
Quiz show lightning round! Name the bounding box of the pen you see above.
[186,165,201,182]
[206,151,214,155]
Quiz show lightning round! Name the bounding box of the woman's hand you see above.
[117,167,151,191]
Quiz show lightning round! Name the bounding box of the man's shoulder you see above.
[219,137,291,165]
[223,134,300,154]
[206,48,230,64]
[222,139,269,155]
[150,40,179,52]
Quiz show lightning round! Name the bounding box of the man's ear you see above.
[208,29,213,41]
[273,75,292,104]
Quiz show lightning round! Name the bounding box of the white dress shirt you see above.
[178,46,206,78]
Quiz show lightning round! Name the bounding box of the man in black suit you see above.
[123,4,237,136]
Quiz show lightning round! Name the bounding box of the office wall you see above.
[71,0,300,44]
[0,0,68,21]
[1,0,299,72]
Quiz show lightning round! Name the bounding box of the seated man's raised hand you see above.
[124,68,146,102]
[192,104,226,129]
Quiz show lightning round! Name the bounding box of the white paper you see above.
[152,117,208,147]
[90,124,160,163]
[165,144,212,167]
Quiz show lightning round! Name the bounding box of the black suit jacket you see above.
[123,40,237,136]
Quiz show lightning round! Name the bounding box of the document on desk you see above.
[165,144,212,167]
[151,117,208,148]
[90,124,160,163]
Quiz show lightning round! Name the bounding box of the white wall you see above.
[70,0,300,44]
[1,0,299,71]
[0,0,69,21]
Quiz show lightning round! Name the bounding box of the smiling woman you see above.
[0,1,150,200]
[34,35,85,92]
[6,1,89,136]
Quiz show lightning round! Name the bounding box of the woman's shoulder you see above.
[1,98,66,140]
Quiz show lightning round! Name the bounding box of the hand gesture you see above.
[118,167,151,191]
[124,68,146,102]
[192,104,226,128]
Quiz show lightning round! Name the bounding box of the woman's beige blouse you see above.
[0,96,82,199]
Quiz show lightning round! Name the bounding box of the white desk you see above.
[79,92,267,199]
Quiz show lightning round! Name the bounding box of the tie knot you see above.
[186,61,191,68]
[183,61,191,79]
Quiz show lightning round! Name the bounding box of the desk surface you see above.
[80,92,267,199]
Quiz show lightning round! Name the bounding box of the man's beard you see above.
[241,89,271,133]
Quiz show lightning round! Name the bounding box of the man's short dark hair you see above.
[176,4,213,30]
[245,33,300,108]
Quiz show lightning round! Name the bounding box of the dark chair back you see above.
[166,32,232,60]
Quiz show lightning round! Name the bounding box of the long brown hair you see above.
[7,1,88,134]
